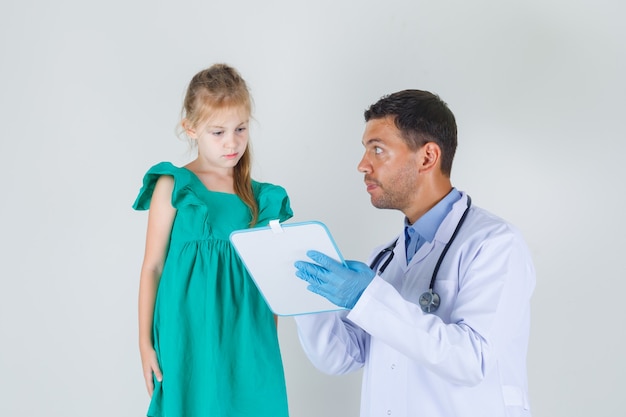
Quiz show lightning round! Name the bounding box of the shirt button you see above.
[387,410,392,415]
[390,363,396,370]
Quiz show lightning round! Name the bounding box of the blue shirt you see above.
[405,188,462,263]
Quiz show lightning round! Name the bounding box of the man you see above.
[294,90,535,417]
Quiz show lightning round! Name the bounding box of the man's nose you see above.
[357,154,371,173]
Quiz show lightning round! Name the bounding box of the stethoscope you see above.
[368,196,472,313]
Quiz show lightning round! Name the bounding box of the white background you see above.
[1,1,624,416]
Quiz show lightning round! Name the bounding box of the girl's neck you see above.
[185,160,236,194]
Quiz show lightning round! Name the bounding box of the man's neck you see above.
[405,181,453,224]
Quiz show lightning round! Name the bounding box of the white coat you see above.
[295,193,535,417]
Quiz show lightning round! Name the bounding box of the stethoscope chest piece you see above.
[419,290,440,313]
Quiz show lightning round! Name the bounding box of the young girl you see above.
[133,64,292,417]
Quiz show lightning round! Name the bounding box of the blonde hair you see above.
[181,63,259,226]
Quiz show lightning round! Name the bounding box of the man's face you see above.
[358,116,421,213]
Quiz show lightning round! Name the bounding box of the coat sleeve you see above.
[294,311,370,375]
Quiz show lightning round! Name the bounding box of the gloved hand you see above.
[294,250,375,309]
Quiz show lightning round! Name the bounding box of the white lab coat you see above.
[295,193,535,417]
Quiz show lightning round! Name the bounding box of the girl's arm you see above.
[138,175,176,396]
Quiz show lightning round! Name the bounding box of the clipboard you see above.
[229,220,347,316]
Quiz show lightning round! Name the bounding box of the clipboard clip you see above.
[269,219,284,234]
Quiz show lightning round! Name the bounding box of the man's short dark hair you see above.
[364,89,457,176]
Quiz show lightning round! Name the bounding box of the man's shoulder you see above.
[465,205,525,241]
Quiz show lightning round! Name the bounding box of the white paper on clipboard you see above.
[229,220,347,316]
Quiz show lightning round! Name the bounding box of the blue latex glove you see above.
[294,250,375,309]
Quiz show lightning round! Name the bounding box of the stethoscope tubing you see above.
[368,195,472,309]
[427,196,472,290]
[368,240,397,273]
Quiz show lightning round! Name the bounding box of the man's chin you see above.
[370,198,390,210]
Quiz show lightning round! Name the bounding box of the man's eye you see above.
[374,146,383,154]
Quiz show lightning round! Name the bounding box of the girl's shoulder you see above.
[251,180,290,200]
[251,180,293,224]
[143,161,189,177]
[132,162,196,210]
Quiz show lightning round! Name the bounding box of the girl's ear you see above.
[182,119,197,139]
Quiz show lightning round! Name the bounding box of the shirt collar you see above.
[404,188,462,242]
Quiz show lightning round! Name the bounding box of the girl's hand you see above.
[140,346,162,396]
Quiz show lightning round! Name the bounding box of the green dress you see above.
[133,162,292,417]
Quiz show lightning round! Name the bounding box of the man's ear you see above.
[182,119,197,139]
[419,142,441,173]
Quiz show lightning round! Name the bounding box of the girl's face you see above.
[185,106,250,170]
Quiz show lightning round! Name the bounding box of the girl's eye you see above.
[211,131,224,136]
[236,126,247,133]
